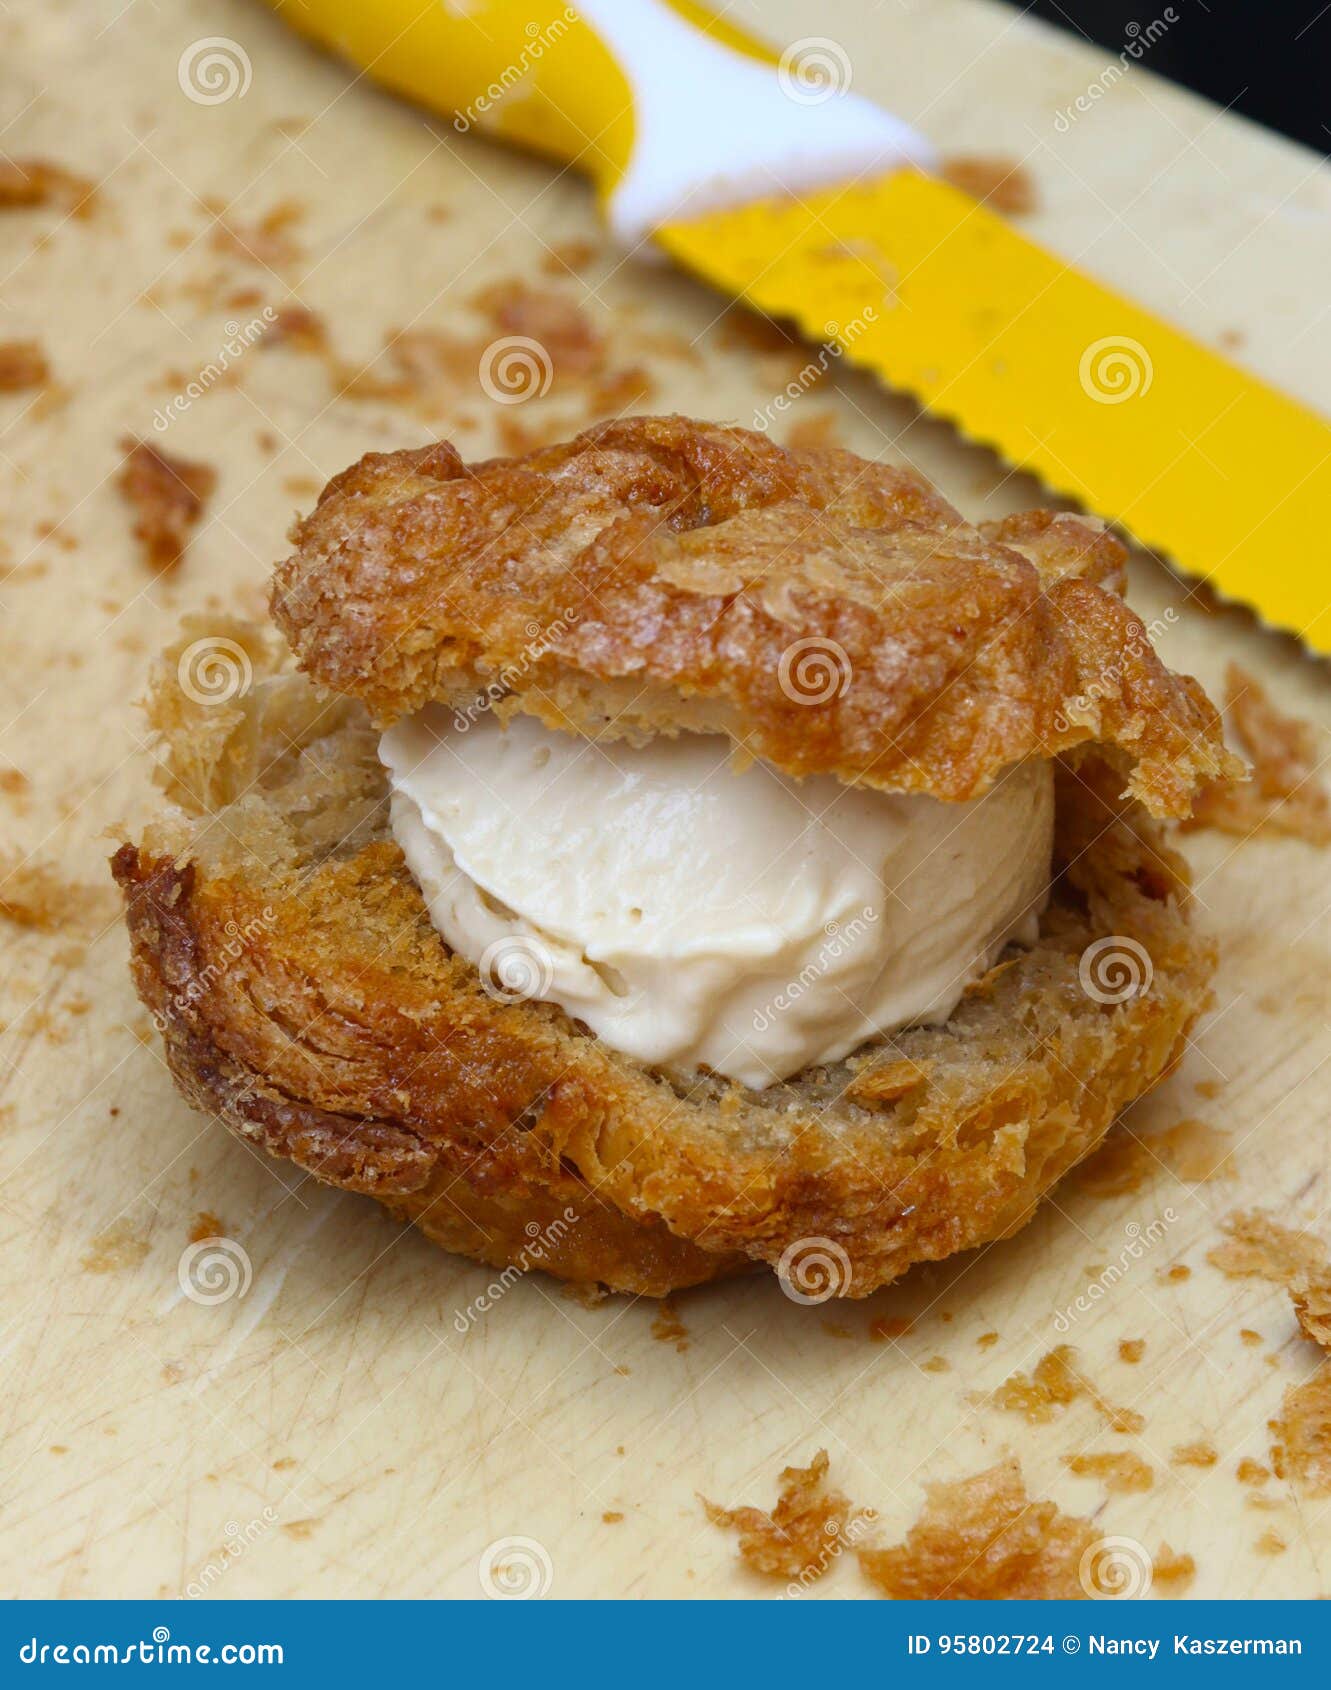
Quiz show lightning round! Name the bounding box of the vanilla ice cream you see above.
[380,707,1054,1089]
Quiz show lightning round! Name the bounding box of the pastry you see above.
[113,416,1239,1297]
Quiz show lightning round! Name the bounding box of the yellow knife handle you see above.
[270,0,934,239]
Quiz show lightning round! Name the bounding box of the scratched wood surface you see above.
[2,0,1329,1599]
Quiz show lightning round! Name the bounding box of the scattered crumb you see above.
[540,239,598,276]
[272,1457,297,1471]
[1269,1365,1331,1494]
[1064,1451,1155,1494]
[1170,1441,1218,1469]
[858,1459,1092,1599]
[0,340,49,391]
[921,1355,950,1373]
[161,1362,186,1385]
[601,1511,624,1524]
[188,1211,226,1244]
[1217,328,1245,351]
[869,1316,913,1342]
[651,1298,689,1352]
[1237,1459,1270,1486]
[978,1344,1142,1433]
[702,1450,870,1581]
[117,437,216,572]
[976,1332,999,1349]
[1184,664,1331,845]
[0,157,95,215]
[1118,1339,1145,1364]
[1255,1529,1286,1556]
[473,279,605,378]
[1210,1210,1331,1349]
[49,1445,68,1455]
[1194,1078,1222,1100]
[1157,1264,1192,1284]
[1240,1328,1263,1346]
[211,200,305,268]
[0,857,112,935]
[81,1220,150,1274]
[1072,1118,1234,1193]
[262,303,327,353]
[0,769,31,800]
[280,1519,319,1540]
[942,154,1039,215]
[1151,1545,1196,1595]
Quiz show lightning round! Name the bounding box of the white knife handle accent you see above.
[574,0,937,242]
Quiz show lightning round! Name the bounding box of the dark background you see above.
[1016,0,1329,153]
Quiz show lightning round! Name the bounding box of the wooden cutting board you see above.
[2,0,1328,1599]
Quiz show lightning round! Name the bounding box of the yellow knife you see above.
[270,0,1331,652]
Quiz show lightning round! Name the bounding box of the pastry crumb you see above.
[188,1211,226,1244]
[1170,1440,1218,1469]
[81,1220,151,1274]
[0,339,49,391]
[117,437,216,572]
[1118,1338,1145,1364]
[0,856,111,935]
[651,1298,689,1352]
[979,1344,1141,1432]
[1064,1450,1154,1493]
[1269,1365,1331,1495]
[1184,664,1331,845]
[858,1459,1092,1599]
[702,1449,869,1582]
[942,153,1039,215]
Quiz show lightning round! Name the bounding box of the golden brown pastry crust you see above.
[271,416,1238,815]
[112,658,1213,1297]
